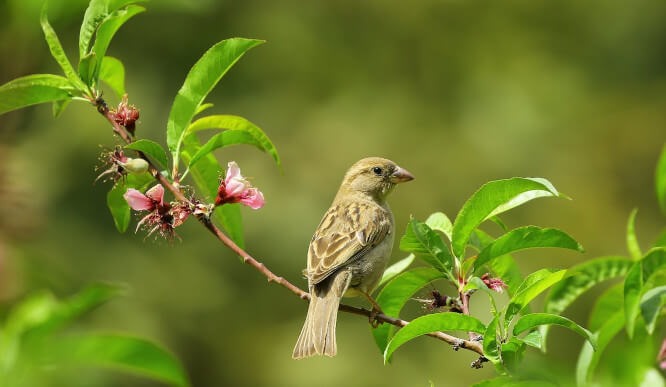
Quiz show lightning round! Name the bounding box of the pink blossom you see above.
[215,162,265,209]
[123,184,190,239]
[659,338,666,370]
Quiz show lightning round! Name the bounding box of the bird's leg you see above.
[360,290,384,328]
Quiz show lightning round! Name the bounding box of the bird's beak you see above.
[390,166,414,183]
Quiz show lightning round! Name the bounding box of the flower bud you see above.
[121,158,149,174]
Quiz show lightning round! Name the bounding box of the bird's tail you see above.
[292,271,351,359]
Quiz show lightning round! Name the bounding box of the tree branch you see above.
[94,97,486,361]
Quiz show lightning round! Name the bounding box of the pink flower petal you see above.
[124,189,154,211]
[240,188,265,209]
[224,162,247,196]
[145,184,165,205]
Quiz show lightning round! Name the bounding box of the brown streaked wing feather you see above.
[307,200,390,285]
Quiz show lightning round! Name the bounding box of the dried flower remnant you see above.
[110,95,140,135]
[215,161,265,209]
[480,273,508,293]
[96,147,148,183]
[124,184,191,239]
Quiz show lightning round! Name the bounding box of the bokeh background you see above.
[1,0,665,386]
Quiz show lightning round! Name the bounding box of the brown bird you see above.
[292,157,414,359]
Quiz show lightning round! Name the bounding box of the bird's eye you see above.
[372,167,383,175]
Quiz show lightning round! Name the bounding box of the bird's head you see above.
[337,157,414,202]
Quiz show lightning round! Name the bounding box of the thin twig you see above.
[94,98,486,360]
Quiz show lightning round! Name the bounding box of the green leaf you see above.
[501,338,527,374]
[41,4,87,92]
[5,284,123,338]
[626,209,642,260]
[372,267,443,354]
[195,103,214,116]
[482,315,501,364]
[520,330,543,349]
[89,5,145,83]
[624,248,666,337]
[576,311,623,387]
[378,254,415,288]
[640,285,666,334]
[541,256,631,349]
[384,312,485,362]
[505,269,566,325]
[399,218,454,275]
[79,0,110,58]
[475,226,583,269]
[58,334,189,387]
[588,283,624,332]
[79,0,141,58]
[0,74,74,115]
[166,38,264,164]
[181,138,244,246]
[125,139,169,169]
[99,56,126,98]
[513,313,595,350]
[186,115,280,167]
[52,98,71,117]
[451,178,561,258]
[107,183,131,232]
[425,212,453,241]
[656,144,666,215]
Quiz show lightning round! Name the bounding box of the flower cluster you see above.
[123,162,264,239]
[96,147,148,184]
[124,184,190,239]
[214,162,264,209]
[110,95,140,135]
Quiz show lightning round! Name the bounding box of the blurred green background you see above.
[1,0,665,385]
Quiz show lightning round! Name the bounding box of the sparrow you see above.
[292,157,414,359]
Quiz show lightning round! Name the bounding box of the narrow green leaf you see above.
[501,338,527,374]
[640,285,666,334]
[451,178,561,258]
[425,212,453,241]
[52,98,71,117]
[99,56,126,98]
[89,5,145,82]
[514,313,595,350]
[656,144,666,215]
[78,52,96,86]
[588,283,624,332]
[41,4,87,92]
[186,115,280,167]
[482,315,501,364]
[624,248,666,337]
[107,183,131,232]
[79,0,110,58]
[384,313,485,362]
[58,334,189,387]
[475,226,583,269]
[372,267,443,354]
[626,209,642,260]
[195,103,214,116]
[399,218,454,275]
[378,254,415,288]
[520,330,543,349]
[505,269,566,325]
[0,74,73,115]
[4,292,59,336]
[125,139,169,169]
[181,138,244,246]
[541,256,631,349]
[576,311,623,387]
[166,38,264,162]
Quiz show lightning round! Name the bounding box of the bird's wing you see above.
[307,200,391,285]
